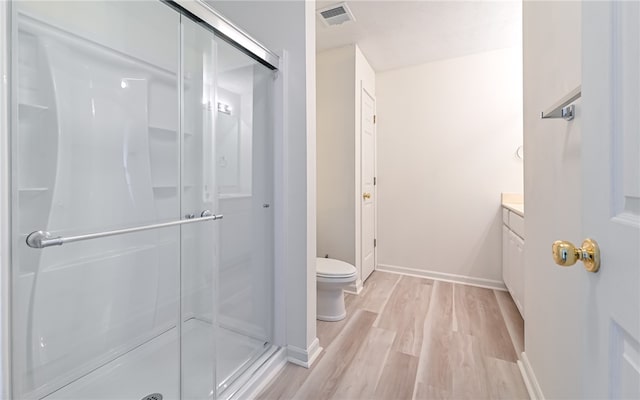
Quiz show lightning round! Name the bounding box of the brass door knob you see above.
[363,192,371,200]
[552,238,600,273]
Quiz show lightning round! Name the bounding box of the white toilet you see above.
[316,257,357,322]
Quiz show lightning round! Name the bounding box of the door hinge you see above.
[374,177,377,186]
[373,115,376,124]
[374,238,377,247]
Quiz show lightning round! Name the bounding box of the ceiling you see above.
[316,1,522,72]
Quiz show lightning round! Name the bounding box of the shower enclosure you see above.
[8,1,277,398]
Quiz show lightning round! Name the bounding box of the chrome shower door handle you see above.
[26,213,224,249]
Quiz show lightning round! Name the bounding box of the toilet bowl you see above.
[316,257,357,322]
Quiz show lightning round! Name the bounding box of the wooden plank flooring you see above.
[257,272,528,400]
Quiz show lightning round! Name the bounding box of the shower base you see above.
[43,319,267,400]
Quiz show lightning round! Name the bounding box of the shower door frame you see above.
[1,0,12,398]
[173,1,279,70]
[0,1,283,398]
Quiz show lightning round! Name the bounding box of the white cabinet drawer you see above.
[509,211,525,238]
[502,208,510,225]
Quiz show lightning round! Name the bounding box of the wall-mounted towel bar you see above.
[541,85,581,121]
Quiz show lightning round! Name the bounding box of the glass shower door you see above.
[213,35,275,396]
[180,17,276,398]
[10,2,184,399]
[180,16,218,400]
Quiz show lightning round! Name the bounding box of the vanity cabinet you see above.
[502,207,525,318]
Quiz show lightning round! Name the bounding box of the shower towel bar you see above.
[25,211,223,249]
[541,85,581,121]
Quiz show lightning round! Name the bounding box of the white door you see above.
[361,88,376,282]
[581,1,640,397]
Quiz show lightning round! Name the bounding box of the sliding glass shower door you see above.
[10,1,274,399]
[181,17,275,397]
[210,31,275,395]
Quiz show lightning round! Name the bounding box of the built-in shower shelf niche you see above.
[18,102,49,112]
[17,30,47,106]
[152,185,177,191]
[18,187,49,208]
[148,125,194,139]
[151,184,195,190]
[18,187,50,205]
[148,138,178,186]
[148,125,177,140]
[148,123,179,220]
[15,30,57,249]
[151,189,178,220]
[19,187,49,193]
[147,121,197,220]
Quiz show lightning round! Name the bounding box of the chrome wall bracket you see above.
[561,104,575,121]
[26,231,62,248]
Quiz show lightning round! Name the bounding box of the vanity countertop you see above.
[503,202,524,217]
[501,193,524,217]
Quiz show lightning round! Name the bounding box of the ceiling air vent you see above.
[317,3,356,27]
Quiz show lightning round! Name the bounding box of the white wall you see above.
[209,1,319,362]
[316,44,375,287]
[316,46,355,264]
[376,47,523,285]
[522,2,585,398]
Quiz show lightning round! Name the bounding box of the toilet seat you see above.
[316,257,357,279]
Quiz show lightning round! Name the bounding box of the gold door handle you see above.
[551,238,600,273]
[363,192,371,200]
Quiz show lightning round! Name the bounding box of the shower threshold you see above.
[42,319,269,400]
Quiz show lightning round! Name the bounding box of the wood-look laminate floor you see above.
[257,272,528,400]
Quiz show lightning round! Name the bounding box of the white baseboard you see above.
[344,278,363,295]
[286,337,322,368]
[376,263,507,291]
[519,351,544,400]
[228,347,286,400]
